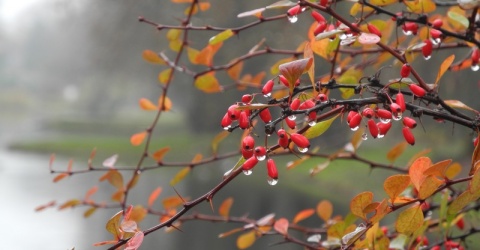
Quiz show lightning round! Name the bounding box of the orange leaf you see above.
[194,42,223,66]
[84,186,98,200]
[139,98,158,111]
[111,189,125,202]
[316,200,333,222]
[383,175,411,203]
[148,187,162,207]
[250,71,266,87]
[446,162,462,179]
[162,196,186,209]
[293,208,315,224]
[158,95,172,111]
[194,73,223,93]
[236,230,256,249]
[171,0,193,3]
[219,227,243,238]
[170,167,191,186]
[198,2,210,11]
[84,207,97,218]
[212,130,229,155]
[273,218,289,235]
[395,205,424,234]
[53,173,68,183]
[386,141,408,163]
[219,197,234,218]
[58,199,81,210]
[350,191,373,221]
[435,54,455,86]
[49,154,55,170]
[227,61,243,80]
[130,131,147,146]
[279,57,313,94]
[152,147,170,162]
[409,157,432,191]
[129,205,147,223]
[418,175,444,199]
[424,159,452,177]
[142,50,165,64]
[105,170,124,190]
[405,0,436,13]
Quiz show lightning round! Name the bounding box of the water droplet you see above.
[243,170,252,175]
[223,125,231,131]
[266,134,271,137]
[350,126,359,131]
[472,64,480,71]
[288,115,296,120]
[308,120,317,126]
[224,169,233,177]
[288,15,298,23]
[268,178,278,186]
[424,55,431,60]
[256,155,266,161]
[362,133,368,140]
[402,30,412,36]
[301,7,307,11]
[380,118,391,124]
[339,33,347,40]
[432,38,441,45]
[298,147,309,153]
[377,133,385,138]
[320,100,328,104]
[392,112,402,121]
[286,161,294,168]
[263,93,271,98]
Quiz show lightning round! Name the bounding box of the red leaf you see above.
[125,231,144,250]
[279,58,313,94]
[273,218,289,235]
[293,209,315,224]
[148,187,162,208]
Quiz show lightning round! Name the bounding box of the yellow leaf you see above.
[166,29,182,41]
[384,175,411,203]
[311,38,331,60]
[405,0,436,13]
[273,218,289,235]
[162,196,186,209]
[227,61,243,80]
[171,0,192,2]
[212,130,229,154]
[142,50,165,64]
[139,98,158,111]
[191,153,203,164]
[169,39,183,52]
[194,73,223,93]
[293,209,315,224]
[435,55,455,86]
[219,197,234,218]
[370,0,397,6]
[58,199,81,210]
[395,205,424,235]
[170,167,191,186]
[418,175,444,199]
[158,95,172,111]
[448,190,480,216]
[152,147,170,162]
[84,207,97,218]
[129,205,147,223]
[158,68,173,85]
[386,142,408,163]
[186,46,200,64]
[316,200,333,222]
[469,168,480,194]
[130,131,147,146]
[106,210,123,238]
[445,162,462,179]
[148,187,162,207]
[350,191,374,221]
[209,29,235,45]
[236,230,256,249]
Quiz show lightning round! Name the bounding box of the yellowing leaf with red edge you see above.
[446,162,462,179]
[106,210,123,238]
[170,167,191,186]
[58,199,81,210]
[424,159,452,177]
[158,68,173,85]
[270,58,294,75]
[435,55,455,86]
[126,231,144,250]
[418,175,444,199]
[152,147,170,162]
[227,61,243,80]
[350,191,373,221]
[84,207,97,218]
[396,205,424,234]
[130,131,147,146]
[409,157,432,191]
[111,189,125,202]
[444,100,478,113]
[387,141,408,163]
[279,57,313,94]
[274,218,289,235]
[384,175,411,203]
[194,42,223,66]
[405,0,436,13]
[293,209,315,224]
[130,205,147,223]
[316,200,333,222]
[212,130,229,155]
[194,73,222,93]
[304,41,315,87]
[53,173,68,183]
[162,196,186,209]
[209,29,235,45]
[370,199,391,224]
[158,95,172,111]
[142,50,165,64]
[148,187,162,208]
[139,98,158,111]
[219,197,234,218]
[105,170,124,190]
[237,230,256,249]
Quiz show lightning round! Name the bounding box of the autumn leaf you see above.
[158,68,173,85]
[395,205,424,235]
[125,231,144,250]
[152,147,170,162]
[194,42,223,66]
[170,166,191,186]
[158,95,173,111]
[162,196,186,209]
[130,131,147,146]
[212,130,229,155]
[84,185,98,201]
[194,73,223,93]
[435,54,455,86]
[142,50,165,64]
[316,200,333,222]
[273,218,289,235]
[148,187,162,208]
[350,191,373,221]
[304,114,339,139]
[409,157,432,191]
[418,175,444,199]
[58,199,81,210]
[293,209,315,224]
[303,42,315,87]
[53,173,68,183]
[279,58,313,94]
[237,8,265,18]
[139,98,158,111]
[219,197,234,218]
[423,159,452,178]
[447,190,480,216]
[236,230,256,249]
[386,141,408,163]
[227,61,243,80]
[83,207,97,218]
[444,100,478,113]
[209,29,235,45]
[384,175,411,203]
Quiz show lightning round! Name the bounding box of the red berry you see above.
[242,135,255,151]
[285,118,296,129]
[242,156,259,171]
[279,75,289,87]
[319,0,329,7]
[377,122,392,136]
[347,111,358,123]
[401,63,411,78]
[395,93,406,112]
[422,39,433,59]
[242,94,253,103]
[290,133,310,149]
[430,29,442,40]
[254,146,267,160]
[327,24,336,40]
[402,127,415,145]
[362,108,374,119]
[367,23,382,37]
[380,226,388,235]
[376,109,392,120]
[299,99,315,110]
[227,104,241,120]
[416,236,429,246]
[311,11,325,23]
[239,111,249,129]
[262,80,274,96]
[242,148,254,159]
[409,84,426,97]
[349,113,362,129]
[259,108,272,123]
[403,117,417,129]
[432,18,443,28]
[313,22,327,36]
[391,12,402,21]
[445,240,460,250]
[431,246,441,250]
[266,159,278,179]
[403,22,418,35]
[472,48,480,65]
[290,98,301,111]
[221,112,232,128]
[456,217,465,230]
[389,103,402,113]
[316,93,328,103]
[368,119,379,138]
[287,5,301,16]
[278,137,289,148]
[474,136,479,147]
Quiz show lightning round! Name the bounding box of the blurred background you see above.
[1,0,479,249]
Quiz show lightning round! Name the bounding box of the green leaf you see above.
[209,29,235,45]
[448,11,469,28]
[304,114,339,139]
